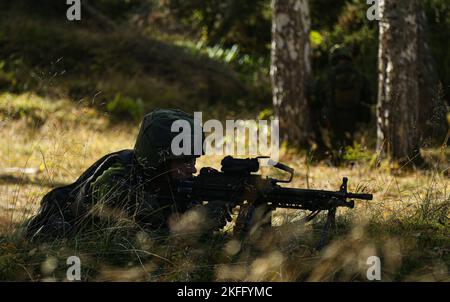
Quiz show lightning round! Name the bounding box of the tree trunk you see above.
[377,0,423,166]
[271,0,315,147]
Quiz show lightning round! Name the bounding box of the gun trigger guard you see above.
[348,200,355,209]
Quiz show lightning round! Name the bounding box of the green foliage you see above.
[175,40,271,105]
[0,93,57,127]
[0,6,259,115]
[0,61,17,90]
[342,143,374,163]
[0,92,108,130]
[310,1,379,96]
[257,108,274,120]
[310,31,325,48]
[106,93,143,121]
[424,0,450,104]
[166,0,448,107]
[168,0,271,57]
[175,40,240,64]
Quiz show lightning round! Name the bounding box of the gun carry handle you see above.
[267,159,294,183]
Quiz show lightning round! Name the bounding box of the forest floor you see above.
[0,92,449,281]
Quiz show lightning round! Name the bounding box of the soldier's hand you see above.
[204,200,233,230]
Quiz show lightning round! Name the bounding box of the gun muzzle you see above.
[347,193,373,200]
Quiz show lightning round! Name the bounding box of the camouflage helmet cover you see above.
[134,109,203,169]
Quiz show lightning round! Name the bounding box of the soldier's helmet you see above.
[329,44,352,65]
[134,109,203,170]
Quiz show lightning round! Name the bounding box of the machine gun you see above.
[178,156,373,247]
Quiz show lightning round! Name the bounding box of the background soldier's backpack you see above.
[330,64,372,123]
[333,67,363,110]
[26,149,134,240]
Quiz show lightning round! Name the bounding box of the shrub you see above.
[106,93,143,121]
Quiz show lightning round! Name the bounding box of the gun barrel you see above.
[266,187,373,209]
[270,187,372,200]
[346,193,373,200]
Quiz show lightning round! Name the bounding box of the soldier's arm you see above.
[356,74,374,124]
[361,75,375,105]
[90,162,130,209]
[311,75,330,125]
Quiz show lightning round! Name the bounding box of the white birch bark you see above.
[271,0,314,146]
[377,0,423,165]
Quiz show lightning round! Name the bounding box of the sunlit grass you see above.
[0,92,448,281]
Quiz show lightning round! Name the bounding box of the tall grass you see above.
[0,92,449,281]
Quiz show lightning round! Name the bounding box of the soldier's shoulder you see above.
[91,162,129,188]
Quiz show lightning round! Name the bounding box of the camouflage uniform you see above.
[26,109,227,239]
[315,45,373,152]
[84,109,203,230]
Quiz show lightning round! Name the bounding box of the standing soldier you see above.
[315,45,374,163]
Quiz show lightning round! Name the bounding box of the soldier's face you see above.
[169,158,197,180]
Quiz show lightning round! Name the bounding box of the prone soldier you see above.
[26,109,231,239]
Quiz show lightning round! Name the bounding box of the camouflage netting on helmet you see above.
[329,44,352,65]
[134,109,203,169]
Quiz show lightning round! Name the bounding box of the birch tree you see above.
[377,0,423,166]
[271,0,315,147]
